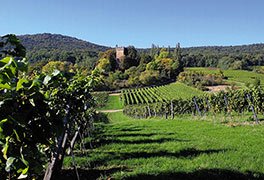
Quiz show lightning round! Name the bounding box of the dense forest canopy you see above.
[18,33,109,51]
[18,33,110,72]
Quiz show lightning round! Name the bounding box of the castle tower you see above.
[116,46,125,62]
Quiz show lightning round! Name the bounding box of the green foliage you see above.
[118,46,140,71]
[155,48,170,60]
[94,45,183,90]
[96,58,112,72]
[0,56,56,179]
[178,71,224,90]
[92,92,109,108]
[0,34,26,58]
[140,53,152,64]
[16,33,105,75]
[0,34,98,179]
[98,49,117,71]
[16,33,264,77]
[186,67,264,87]
[253,66,264,74]
[41,60,75,74]
[139,70,160,85]
[181,44,264,69]
[18,33,106,60]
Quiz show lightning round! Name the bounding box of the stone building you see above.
[115,46,126,63]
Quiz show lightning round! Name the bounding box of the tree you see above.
[156,48,170,60]
[119,46,140,71]
[217,56,236,69]
[98,49,117,71]
[0,34,26,58]
[174,43,181,62]
[42,61,75,74]
[140,53,152,64]
[139,70,160,85]
[95,58,111,73]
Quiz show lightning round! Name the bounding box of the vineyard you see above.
[122,83,264,122]
[121,67,264,121]
[121,82,204,105]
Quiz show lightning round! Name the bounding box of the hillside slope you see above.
[18,33,109,52]
[16,33,110,66]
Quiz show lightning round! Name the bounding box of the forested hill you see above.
[17,33,110,67]
[18,33,109,52]
[183,44,264,54]
[180,44,264,68]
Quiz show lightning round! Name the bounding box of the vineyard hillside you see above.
[122,82,204,105]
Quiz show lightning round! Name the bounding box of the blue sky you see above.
[0,0,263,48]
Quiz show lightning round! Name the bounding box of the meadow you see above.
[64,112,264,179]
[186,67,264,87]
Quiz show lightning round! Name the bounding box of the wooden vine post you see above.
[170,100,174,119]
[246,93,259,124]
[147,105,151,117]
[193,97,201,116]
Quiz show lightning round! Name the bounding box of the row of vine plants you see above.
[0,35,100,179]
[123,87,264,122]
[121,87,166,105]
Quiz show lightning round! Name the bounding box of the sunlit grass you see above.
[97,95,123,110]
[186,67,264,87]
[64,112,264,179]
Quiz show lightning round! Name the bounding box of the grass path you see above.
[98,109,123,113]
[97,93,123,112]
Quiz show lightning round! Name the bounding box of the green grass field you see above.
[186,67,264,87]
[64,112,264,179]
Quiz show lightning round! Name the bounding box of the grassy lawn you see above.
[186,67,264,87]
[97,95,123,110]
[64,112,264,179]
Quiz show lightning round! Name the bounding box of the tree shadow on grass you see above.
[89,137,189,148]
[58,168,264,180]
[103,132,175,138]
[78,148,228,168]
[117,127,144,132]
[125,169,264,180]
[58,166,130,180]
[117,148,227,160]
[103,132,158,137]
